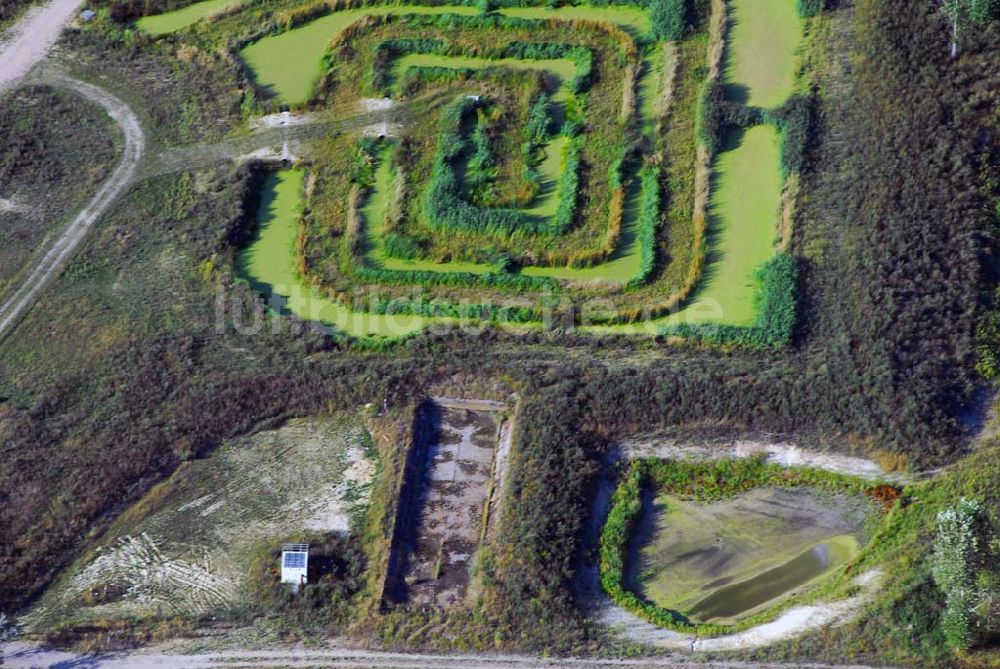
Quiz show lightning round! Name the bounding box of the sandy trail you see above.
[0,73,145,339]
[0,0,84,94]
[0,642,891,668]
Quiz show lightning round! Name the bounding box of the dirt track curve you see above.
[0,74,145,340]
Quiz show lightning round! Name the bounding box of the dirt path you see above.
[0,0,84,94]
[621,437,910,483]
[0,73,145,340]
[0,642,891,668]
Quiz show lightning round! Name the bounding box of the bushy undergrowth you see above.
[246,532,367,635]
[0,0,31,26]
[424,96,580,237]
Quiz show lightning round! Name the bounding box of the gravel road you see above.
[0,0,84,94]
[0,74,145,339]
[0,642,891,668]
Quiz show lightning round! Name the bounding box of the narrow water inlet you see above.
[687,536,857,623]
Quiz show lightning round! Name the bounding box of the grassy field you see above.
[235,4,650,106]
[237,169,429,338]
[0,86,119,296]
[723,0,802,108]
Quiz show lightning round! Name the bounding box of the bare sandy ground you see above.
[0,0,84,94]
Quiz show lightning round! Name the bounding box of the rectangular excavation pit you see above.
[384,397,511,609]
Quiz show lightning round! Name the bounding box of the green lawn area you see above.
[135,0,243,35]
[237,169,429,338]
[723,0,802,109]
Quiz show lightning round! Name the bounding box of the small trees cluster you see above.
[932,498,983,650]
[941,0,997,57]
[650,0,686,41]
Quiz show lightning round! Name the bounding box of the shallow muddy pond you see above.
[630,487,868,623]
[687,535,856,621]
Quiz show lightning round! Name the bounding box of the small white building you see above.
[280,544,309,592]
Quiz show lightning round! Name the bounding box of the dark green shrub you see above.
[382,233,422,260]
[797,0,824,17]
[627,166,661,288]
[768,94,813,178]
[650,0,687,41]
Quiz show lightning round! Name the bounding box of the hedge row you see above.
[501,41,593,93]
[424,96,581,237]
[626,166,661,287]
[369,34,594,96]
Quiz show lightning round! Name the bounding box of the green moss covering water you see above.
[584,125,783,334]
[237,169,429,338]
[136,0,242,35]
[723,0,802,109]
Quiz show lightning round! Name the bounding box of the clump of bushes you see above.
[931,498,996,651]
[247,532,366,634]
[650,0,687,41]
[797,0,824,18]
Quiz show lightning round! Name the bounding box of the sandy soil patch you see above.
[24,415,376,629]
